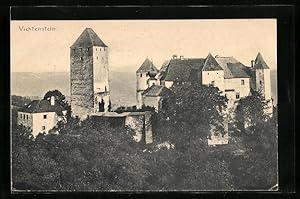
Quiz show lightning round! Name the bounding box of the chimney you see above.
[179,55,184,60]
[172,54,178,59]
[251,60,254,67]
[50,96,55,106]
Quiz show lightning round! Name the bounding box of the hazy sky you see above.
[11,19,277,73]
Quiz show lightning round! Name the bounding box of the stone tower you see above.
[136,58,158,109]
[70,28,110,119]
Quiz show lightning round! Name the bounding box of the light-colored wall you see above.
[164,81,173,89]
[32,112,57,137]
[94,92,110,112]
[17,112,33,128]
[143,96,160,111]
[263,69,271,100]
[136,72,150,91]
[224,78,250,100]
[136,91,144,109]
[147,79,157,87]
[93,46,109,93]
[202,70,225,92]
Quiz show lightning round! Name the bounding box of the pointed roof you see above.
[136,58,158,73]
[253,52,269,69]
[71,28,107,48]
[202,53,223,71]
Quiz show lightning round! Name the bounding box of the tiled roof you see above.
[71,28,107,48]
[136,58,159,74]
[142,85,173,97]
[215,56,250,79]
[19,99,66,116]
[163,58,205,82]
[253,52,269,69]
[202,53,223,71]
[227,62,251,78]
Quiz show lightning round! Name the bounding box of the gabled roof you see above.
[136,58,159,74]
[163,58,205,82]
[215,56,251,79]
[71,28,107,48]
[202,53,223,71]
[142,85,173,97]
[253,52,269,69]
[19,99,67,116]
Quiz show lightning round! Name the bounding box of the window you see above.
[79,48,82,51]
[217,72,218,74]
[104,48,106,51]
[225,94,227,98]
[140,73,142,77]
[20,113,22,119]
[42,126,46,130]
[43,114,47,119]
[207,73,209,75]
[241,79,245,85]
[259,80,262,85]
[80,57,83,60]
[236,92,240,99]
[26,115,28,120]
[97,56,98,60]
[96,48,97,51]
[100,48,102,51]
[87,48,89,51]
[211,81,215,86]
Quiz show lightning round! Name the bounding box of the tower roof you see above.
[253,52,269,69]
[202,53,223,71]
[136,58,158,73]
[71,28,107,48]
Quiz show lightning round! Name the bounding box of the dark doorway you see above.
[99,99,105,112]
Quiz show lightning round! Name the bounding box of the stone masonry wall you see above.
[70,47,94,118]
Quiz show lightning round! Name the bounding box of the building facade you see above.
[17,96,67,137]
[137,53,272,112]
[70,28,110,119]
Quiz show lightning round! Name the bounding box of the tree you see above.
[231,90,278,190]
[154,83,228,150]
[44,89,71,118]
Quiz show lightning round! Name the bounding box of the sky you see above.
[11,19,277,73]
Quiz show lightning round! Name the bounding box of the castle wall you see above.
[202,70,225,92]
[224,78,250,100]
[70,47,94,118]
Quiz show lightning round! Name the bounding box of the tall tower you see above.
[70,28,110,119]
[252,52,273,115]
[253,52,271,100]
[136,58,158,109]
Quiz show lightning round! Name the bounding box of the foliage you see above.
[44,89,71,118]
[11,95,31,108]
[154,83,228,150]
[231,91,278,189]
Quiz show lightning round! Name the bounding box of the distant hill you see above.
[11,71,136,108]
[11,70,277,107]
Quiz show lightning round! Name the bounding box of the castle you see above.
[70,28,110,119]
[136,53,272,113]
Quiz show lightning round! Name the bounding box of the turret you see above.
[136,58,158,109]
